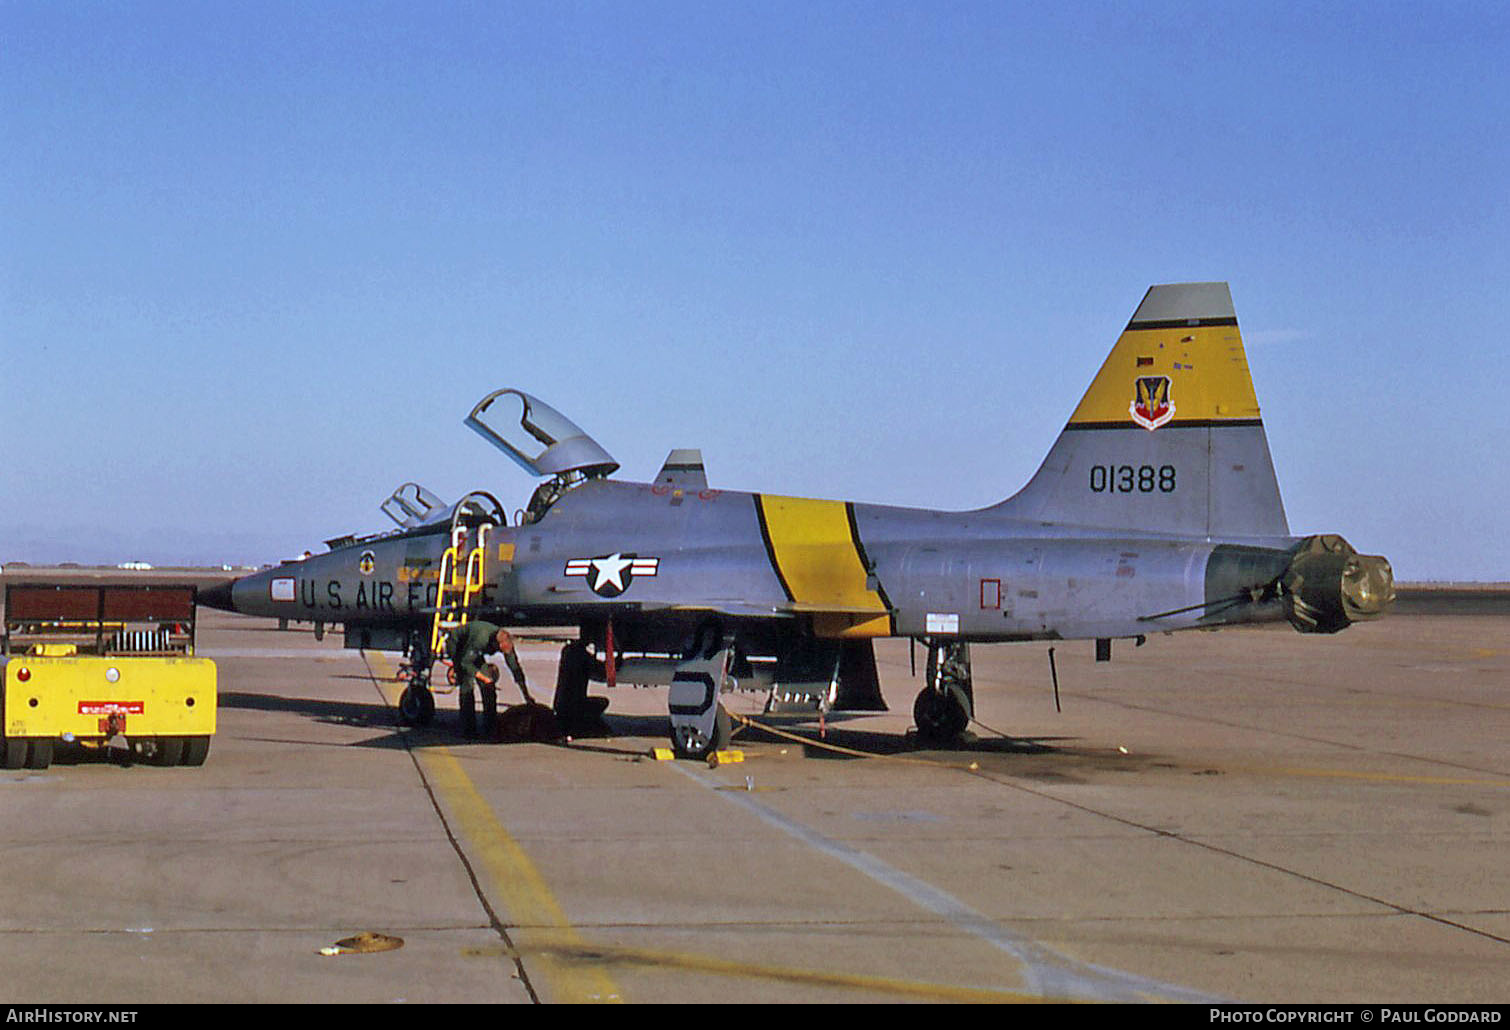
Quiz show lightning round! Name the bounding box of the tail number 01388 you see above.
[1089,464,1176,494]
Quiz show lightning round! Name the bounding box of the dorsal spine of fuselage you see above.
[991,282,1290,540]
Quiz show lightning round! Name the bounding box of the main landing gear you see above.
[912,639,974,746]
[667,625,735,760]
[552,640,611,734]
[673,652,736,758]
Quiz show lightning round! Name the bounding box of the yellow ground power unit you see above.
[2,584,216,769]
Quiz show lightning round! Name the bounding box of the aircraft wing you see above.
[641,600,892,638]
[572,599,889,623]
[653,601,794,618]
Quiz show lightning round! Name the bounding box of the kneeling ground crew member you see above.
[445,621,533,737]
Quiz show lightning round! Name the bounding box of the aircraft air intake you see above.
[1280,535,1395,634]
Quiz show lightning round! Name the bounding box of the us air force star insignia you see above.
[563,553,660,598]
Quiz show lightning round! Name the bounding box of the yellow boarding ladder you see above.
[429,523,491,664]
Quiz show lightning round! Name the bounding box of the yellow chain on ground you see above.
[729,711,988,774]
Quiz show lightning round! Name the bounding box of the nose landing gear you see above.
[398,678,436,726]
[397,637,437,726]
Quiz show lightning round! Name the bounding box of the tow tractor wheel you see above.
[3,738,52,771]
[399,684,436,726]
[181,736,211,767]
[24,740,53,770]
[913,685,970,744]
[670,704,731,761]
[154,736,185,766]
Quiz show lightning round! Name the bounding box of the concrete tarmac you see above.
[1,609,1506,1004]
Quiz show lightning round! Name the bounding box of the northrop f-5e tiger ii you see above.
[199,283,1395,758]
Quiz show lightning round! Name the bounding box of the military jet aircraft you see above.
[199,283,1395,758]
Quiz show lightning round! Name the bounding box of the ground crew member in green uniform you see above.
[445,621,533,737]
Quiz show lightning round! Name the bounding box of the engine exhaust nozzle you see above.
[1281,535,1395,634]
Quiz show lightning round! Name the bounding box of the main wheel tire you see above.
[181,737,211,767]
[670,704,731,760]
[913,686,970,744]
[399,685,436,726]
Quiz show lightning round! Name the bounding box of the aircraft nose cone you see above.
[197,578,237,612]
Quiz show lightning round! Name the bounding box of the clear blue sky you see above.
[3,1,1507,580]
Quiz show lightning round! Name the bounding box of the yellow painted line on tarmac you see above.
[422,748,624,1003]
[1272,767,1510,789]
[366,651,406,706]
[365,651,623,1004]
[464,940,1051,1003]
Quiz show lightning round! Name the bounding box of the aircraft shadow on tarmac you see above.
[218,690,421,751]
[217,689,1086,767]
[724,716,1070,759]
[218,689,604,753]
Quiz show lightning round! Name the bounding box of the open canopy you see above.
[465,388,619,479]
[379,482,447,528]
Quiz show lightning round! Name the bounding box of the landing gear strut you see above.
[398,636,437,726]
[912,639,973,746]
[668,627,735,760]
[553,639,611,734]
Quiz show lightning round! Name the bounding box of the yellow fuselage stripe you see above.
[1068,324,1261,425]
[757,495,890,638]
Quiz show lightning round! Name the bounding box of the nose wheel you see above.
[399,671,436,726]
[399,683,436,725]
[398,641,438,726]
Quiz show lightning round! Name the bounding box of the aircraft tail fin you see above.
[994,283,1290,539]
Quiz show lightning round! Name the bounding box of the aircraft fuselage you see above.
[197,283,1396,754]
[213,476,1322,653]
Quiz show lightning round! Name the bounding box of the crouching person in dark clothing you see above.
[446,621,533,738]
